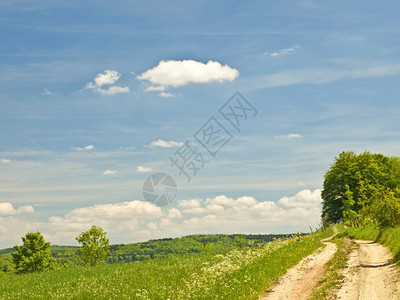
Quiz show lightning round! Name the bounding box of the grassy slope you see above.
[337,224,400,268]
[0,229,332,299]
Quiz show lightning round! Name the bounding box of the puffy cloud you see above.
[1,158,11,164]
[178,199,202,209]
[278,189,322,209]
[149,139,183,148]
[0,190,323,247]
[93,70,120,87]
[138,60,239,91]
[66,200,162,220]
[265,45,301,57]
[0,203,16,215]
[0,202,34,216]
[102,170,118,175]
[137,166,153,173]
[167,208,182,219]
[73,145,94,151]
[276,133,302,139]
[85,70,130,96]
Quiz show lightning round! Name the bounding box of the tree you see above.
[370,189,400,227]
[321,151,400,224]
[76,225,110,266]
[12,232,56,273]
[342,184,358,226]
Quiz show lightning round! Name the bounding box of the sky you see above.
[1,0,400,248]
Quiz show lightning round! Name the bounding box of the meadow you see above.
[0,229,332,299]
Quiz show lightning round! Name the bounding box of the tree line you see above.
[1,229,290,275]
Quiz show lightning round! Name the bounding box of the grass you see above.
[338,224,400,268]
[309,238,357,300]
[0,228,332,299]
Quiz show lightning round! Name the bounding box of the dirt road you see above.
[259,238,337,300]
[336,240,400,300]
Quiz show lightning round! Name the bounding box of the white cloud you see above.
[149,139,184,148]
[248,63,400,90]
[1,158,11,164]
[138,60,239,91]
[167,208,182,219]
[0,190,322,247]
[73,145,94,151]
[178,198,202,208]
[145,85,165,92]
[18,205,35,213]
[278,189,322,209]
[85,70,130,96]
[0,203,17,215]
[265,45,301,57]
[137,166,153,173]
[0,202,34,216]
[102,170,118,175]
[93,70,120,87]
[97,85,130,96]
[277,133,302,139]
[41,88,53,95]
[159,92,175,98]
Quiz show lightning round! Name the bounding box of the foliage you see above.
[342,184,358,225]
[76,226,110,266]
[0,233,293,275]
[236,234,244,248]
[321,151,400,224]
[11,232,56,274]
[370,189,400,227]
[201,242,212,252]
[0,229,332,299]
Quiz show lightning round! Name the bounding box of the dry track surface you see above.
[259,231,400,300]
[336,240,400,300]
[259,235,337,300]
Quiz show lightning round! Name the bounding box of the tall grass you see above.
[0,229,332,299]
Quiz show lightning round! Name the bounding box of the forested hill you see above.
[0,233,293,273]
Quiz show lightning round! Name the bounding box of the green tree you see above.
[342,184,358,225]
[236,234,244,248]
[12,232,56,273]
[321,151,400,224]
[201,242,212,252]
[76,225,110,266]
[370,189,400,227]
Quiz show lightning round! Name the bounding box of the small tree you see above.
[201,242,212,252]
[12,231,56,273]
[76,225,110,266]
[342,184,358,226]
[236,234,245,248]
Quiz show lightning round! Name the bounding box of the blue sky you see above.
[1,0,400,248]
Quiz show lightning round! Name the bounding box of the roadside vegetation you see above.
[337,224,400,268]
[0,229,331,299]
[310,237,357,299]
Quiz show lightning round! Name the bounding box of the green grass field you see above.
[0,228,332,299]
